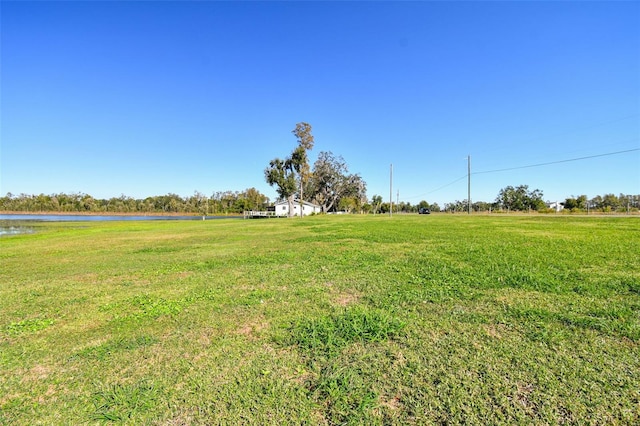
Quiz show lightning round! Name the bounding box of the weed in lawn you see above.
[91,379,160,421]
[3,318,54,336]
[314,360,378,423]
[101,294,185,324]
[287,305,406,359]
[283,305,407,424]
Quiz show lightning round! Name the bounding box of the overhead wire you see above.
[473,147,639,175]
[402,112,639,201]
[404,145,639,201]
[405,175,467,199]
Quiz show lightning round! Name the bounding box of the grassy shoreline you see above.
[1,215,638,424]
[0,211,240,217]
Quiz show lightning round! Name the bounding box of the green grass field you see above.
[1,215,639,424]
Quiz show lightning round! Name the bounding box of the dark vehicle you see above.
[418,208,430,214]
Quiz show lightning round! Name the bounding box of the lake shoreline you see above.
[0,211,239,217]
[0,212,243,223]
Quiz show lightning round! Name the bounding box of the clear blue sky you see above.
[2,1,639,206]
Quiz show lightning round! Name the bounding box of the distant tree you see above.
[619,193,639,212]
[602,193,620,211]
[564,194,588,211]
[338,196,359,213]
[186,191,208,215]
[472,201,492,212]
[340,174,367,213]
[396,201,412,213]
[244,187,269,210]
[576,195,588,209]
[444,200,468,213]
[589,193,620,212]
[590,195,602,210]
[564,197,578,210]
[141,197,155,213]
[371,195,383,214]
[361,202,373,214]
[496,185,544,211]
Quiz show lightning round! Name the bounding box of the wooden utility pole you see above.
[390,164,393,218]
[467,155,471,215]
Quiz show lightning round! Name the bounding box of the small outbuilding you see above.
[547,201,564,212]
[274,199,321,216]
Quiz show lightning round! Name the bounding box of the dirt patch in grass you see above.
[378,394,402,411]
[516,382,535,409]
[334,292,359,306]
[237,320,269,339]
[485,324,506,339]
[325,281,360,307]
[20,364,52,383]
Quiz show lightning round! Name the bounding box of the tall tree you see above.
[371,195,383,214]
[292,122,315,213]
[265,158,297,216]
[309,151,366,213]
[265,123,315,217]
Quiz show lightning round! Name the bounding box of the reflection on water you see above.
[0,225,35,236]
[0,214,238,222]
[0,214,240,235]
[0,214,200,222]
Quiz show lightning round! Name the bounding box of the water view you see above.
[0,224,35,236]
[0,214,237,222]
[0,214,239,236]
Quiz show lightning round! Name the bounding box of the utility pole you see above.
[467,155,471,214]
[397,190,399,215]
[390,164,393,218]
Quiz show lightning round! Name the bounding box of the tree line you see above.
[368,185,639,214]
[3,187,636,216]
[440,186,639,213]
[559,192,639,213]
[0,189,269,215]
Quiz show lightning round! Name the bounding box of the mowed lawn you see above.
[1,215,638,424]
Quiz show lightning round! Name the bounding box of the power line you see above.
[403,145,639,201]
[406,175,467,199]
[473,147,639,175]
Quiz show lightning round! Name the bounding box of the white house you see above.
[547,201,564,212]
[273,199,321,216]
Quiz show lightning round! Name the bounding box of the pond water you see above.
[0,214,238,222]
[0,225,36,236]
[0,214,240,236]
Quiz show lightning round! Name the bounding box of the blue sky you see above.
[2,1,639,206]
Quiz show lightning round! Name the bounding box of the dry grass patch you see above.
[324,281,361,307]
[236,319,269,339]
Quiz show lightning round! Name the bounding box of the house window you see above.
[282,206,286,211]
